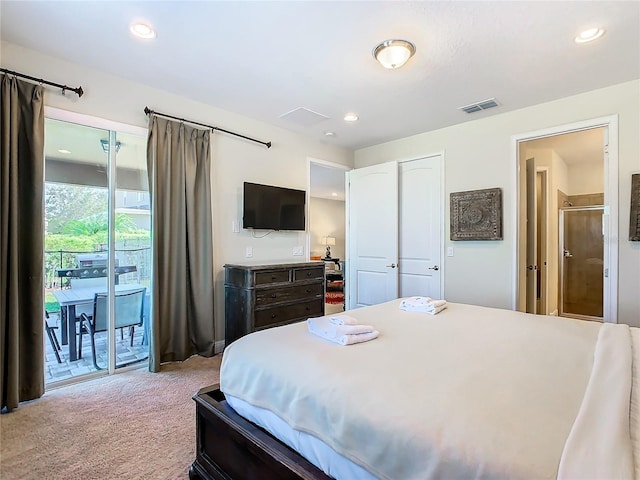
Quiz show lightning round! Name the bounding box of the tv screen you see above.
[243,182,306,231]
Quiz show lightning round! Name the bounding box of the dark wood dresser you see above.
[224,261,325,346]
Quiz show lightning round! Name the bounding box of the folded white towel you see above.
[328,314,359,326]
[307,317,378,345]
[335,330,380,346]
[308,316,374,337]
[399,297,448,314]
[425,304,447,315]
[400,296,433,307]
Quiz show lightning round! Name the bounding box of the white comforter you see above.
[221,300,638,479]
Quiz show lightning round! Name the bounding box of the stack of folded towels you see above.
[307,314,379,346]
[399,296,448,315]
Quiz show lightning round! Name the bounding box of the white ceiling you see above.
[310,163,348,201]
[523,127,605,166]
[1,1,639,153]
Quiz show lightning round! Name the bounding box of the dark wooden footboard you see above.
[190,385,332,480]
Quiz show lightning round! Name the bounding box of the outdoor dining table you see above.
[52,283,146,362]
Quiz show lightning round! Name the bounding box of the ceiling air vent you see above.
[459,98,499,114]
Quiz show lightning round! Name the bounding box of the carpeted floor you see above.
[0,354,221,480]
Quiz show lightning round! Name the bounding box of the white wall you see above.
[1,41,354,344]
[355,80,640,327]
[309,197,345,260]
[568,161,604,195]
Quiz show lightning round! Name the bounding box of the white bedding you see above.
[221,300,639,479]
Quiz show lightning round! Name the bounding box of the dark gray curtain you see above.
[146,115,215,372]
[0,75,45,412]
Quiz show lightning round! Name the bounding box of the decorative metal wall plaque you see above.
[450,188,503,240]
[630,174,640,241]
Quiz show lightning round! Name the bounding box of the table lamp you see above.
[321,236,336,259]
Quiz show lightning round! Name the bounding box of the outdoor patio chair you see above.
[79,288,146,370]
[45,311,62,364]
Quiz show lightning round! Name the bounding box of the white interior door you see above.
[346,162,398,309]
[398,156,442,298]
[525,157,538,313]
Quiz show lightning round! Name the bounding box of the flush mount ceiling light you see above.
[130,22,156,39]
[574,27,605,44]
[344,113,359,122]
[57,149,71,154]
[373,39,416,69]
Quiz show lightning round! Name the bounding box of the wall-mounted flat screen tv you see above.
[243,182,306,231]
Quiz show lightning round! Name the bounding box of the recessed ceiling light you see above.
[324,131,336,137]
[331,192,338,197]
[130,22,156,39]
[57,149,71,154]
[574,27,605,44]
[344,113,359,123]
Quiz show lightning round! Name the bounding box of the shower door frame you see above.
[559,205,605,321]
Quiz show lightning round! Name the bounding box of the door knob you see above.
[563,249,573,258]
[428,265,439,271]
[527,265,538,270]
[386,263,396,268]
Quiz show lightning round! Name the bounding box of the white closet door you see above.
[346,162,398,309]
[398,156,442,299]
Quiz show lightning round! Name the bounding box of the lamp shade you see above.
[321,236,336,246]
[373,39,416,69]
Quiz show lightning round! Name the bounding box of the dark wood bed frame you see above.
[190,385,332,480]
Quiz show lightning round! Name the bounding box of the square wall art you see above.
[450,188,503,241]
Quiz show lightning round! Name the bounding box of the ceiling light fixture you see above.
[373,39,416,69]
[344,113,359,122]
[574,27,605,44]
[57,149,71,154]
[324,131,336,137]
[130,22,156,39]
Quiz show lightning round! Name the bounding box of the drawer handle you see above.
[271,275,277,280]
[271,293,277,298]
[306,289,312,293]
[305,306,310,311]
[271,314,277,319]
[307,272,312,276]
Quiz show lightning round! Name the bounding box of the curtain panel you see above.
[146,116,215,372]
[0,75,45,412]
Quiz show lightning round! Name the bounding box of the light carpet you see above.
[0,354,221,480]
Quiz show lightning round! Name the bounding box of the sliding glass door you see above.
[43,114,149,385]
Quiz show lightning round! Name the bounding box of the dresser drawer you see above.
[254,299,324,330]
[255,283,323,307]
[255,270,290,285]
[293,266,325,282]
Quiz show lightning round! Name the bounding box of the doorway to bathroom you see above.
[515,116,618,323]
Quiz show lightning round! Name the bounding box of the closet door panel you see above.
[399,157,442,299]
[346,162,398,308]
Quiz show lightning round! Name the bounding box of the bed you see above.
[190,299,639,479]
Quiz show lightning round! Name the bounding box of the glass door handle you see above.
[428,265,439,271]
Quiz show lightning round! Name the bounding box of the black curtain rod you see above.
[144,106,271,149]
[0,67,84,97]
